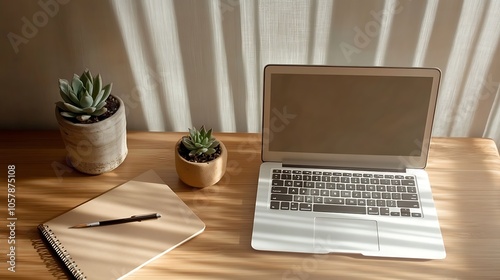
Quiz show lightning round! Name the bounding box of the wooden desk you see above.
[1,131,500,279]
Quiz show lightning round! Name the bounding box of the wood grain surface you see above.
[1,131,499,280]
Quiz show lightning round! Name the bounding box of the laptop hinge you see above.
[282,163,407,173]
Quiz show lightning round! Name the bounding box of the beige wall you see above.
[0,0,139,129]
[1,0,499,149]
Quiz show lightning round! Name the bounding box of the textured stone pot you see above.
[55,95,128,175]
[175,140,227,188]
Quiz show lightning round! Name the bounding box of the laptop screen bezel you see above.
[261,64,441,170]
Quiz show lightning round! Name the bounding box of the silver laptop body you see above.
[251,65,446,259]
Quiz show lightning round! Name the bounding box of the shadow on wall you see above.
[0,0,145,130]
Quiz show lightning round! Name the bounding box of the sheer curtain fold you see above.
[84,1,500,146]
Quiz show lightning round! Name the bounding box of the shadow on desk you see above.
[30,228,72,280]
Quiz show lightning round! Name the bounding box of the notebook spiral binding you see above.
[38,224,86,280]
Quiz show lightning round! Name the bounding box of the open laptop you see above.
[251,64,446,259]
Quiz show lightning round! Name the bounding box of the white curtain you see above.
[1,0,500,146]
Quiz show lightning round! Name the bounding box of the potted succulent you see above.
[175,126,227,188]
[55,69,127,175]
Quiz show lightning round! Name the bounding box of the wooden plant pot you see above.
[55,95,128,175]
[175,140,228,188]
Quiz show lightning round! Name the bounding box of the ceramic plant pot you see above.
[55,95,128,175]
[175,139,227,188]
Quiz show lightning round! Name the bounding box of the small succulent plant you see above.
[56,69,112,122]
[181,126,220,157]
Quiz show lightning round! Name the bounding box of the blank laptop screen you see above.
[268,73,434,157]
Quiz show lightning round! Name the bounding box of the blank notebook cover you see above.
[38,170,205,280]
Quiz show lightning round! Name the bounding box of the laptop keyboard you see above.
[269,168,422,217]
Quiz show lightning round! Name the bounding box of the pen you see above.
[70,213,161,228]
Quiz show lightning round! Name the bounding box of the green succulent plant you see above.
[56,69,112,122]
[181,126,220,157]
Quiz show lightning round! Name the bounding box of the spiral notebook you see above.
[38,170,205,279]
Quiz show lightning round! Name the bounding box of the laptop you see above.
[251,64,446,259]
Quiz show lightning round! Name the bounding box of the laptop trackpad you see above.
[314,217,379,253]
